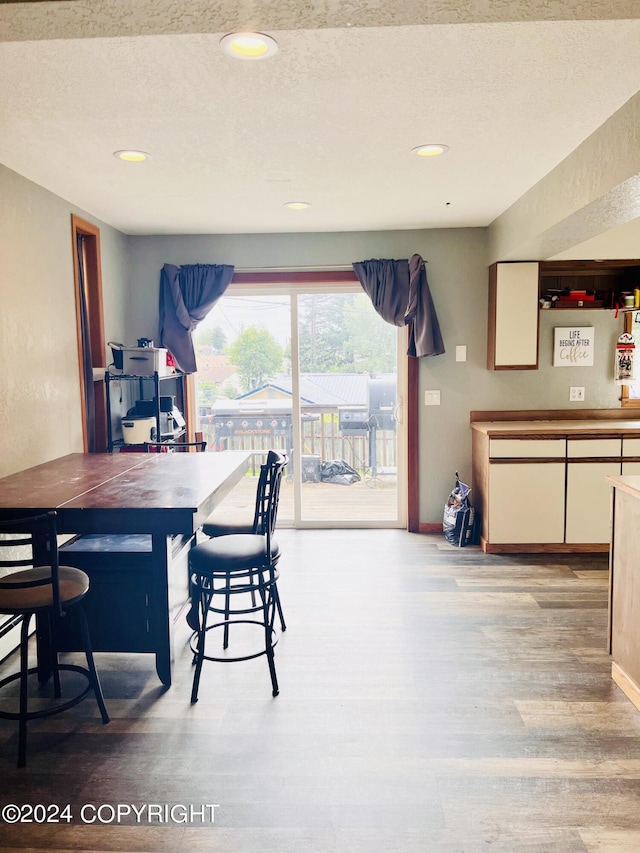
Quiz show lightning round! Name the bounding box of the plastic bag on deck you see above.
[320,459,361,486]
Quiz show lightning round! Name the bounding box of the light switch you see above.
[455,346,467,362]
[425,390,441,406]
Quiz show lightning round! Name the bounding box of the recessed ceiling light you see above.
[113,150,149,162]
[220,32,278,60]
[412,144,450,157]
[284,201,311,210]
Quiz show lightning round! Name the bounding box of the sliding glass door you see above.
[194,283,406,527]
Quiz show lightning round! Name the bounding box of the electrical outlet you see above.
[569,386,585,402]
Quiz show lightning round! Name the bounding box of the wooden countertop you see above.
[471,419,640,437]
[606,474,640,499]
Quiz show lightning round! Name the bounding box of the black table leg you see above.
[151,534,173,687]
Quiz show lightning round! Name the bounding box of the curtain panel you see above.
[159,262,234,374]
[352,254,444,357]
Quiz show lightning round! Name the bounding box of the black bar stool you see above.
[0,511,109,767]
[187,451,287,702]
[198,451,286,632]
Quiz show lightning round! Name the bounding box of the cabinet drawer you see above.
[490,438,565,458]
[622,438,640,457]
[567,438,621,458]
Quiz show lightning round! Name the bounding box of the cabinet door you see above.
[565,462,620,544]
[487,262,539,370]
[489,462,565,543]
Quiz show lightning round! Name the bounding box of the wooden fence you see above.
[197,409,396,475]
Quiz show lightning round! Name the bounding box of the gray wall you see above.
[0,165,130,478]
[1,166,625,518]
[127,230,625,523]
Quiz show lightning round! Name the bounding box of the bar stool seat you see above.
[0,566,89,611]
[190,535,280,573]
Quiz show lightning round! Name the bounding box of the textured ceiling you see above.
[1,2,640,237]
[3,0,640,39]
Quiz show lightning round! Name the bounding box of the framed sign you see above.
[553,327,595,367]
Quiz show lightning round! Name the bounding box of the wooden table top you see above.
[0,452,252,533]
[0,453,148,512]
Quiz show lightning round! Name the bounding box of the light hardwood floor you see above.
[0,531,637,852]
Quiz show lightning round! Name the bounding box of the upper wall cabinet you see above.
[487,262,540,370]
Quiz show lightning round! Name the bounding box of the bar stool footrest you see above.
[0,664,100,721]
[189,620,278,664]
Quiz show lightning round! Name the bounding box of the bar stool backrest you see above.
[0,511,62,616]
[254,451,287,556]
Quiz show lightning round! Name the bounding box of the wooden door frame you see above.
[70,214,108,452]
[189,269,420,530]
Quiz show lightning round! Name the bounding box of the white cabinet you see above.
[486,437,565,544]
[565,439,620,544]
[489,462,565,544]
[471,424,640,553]
[565,463,619,543]
[487,262,539,370]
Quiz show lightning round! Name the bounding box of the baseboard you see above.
[612,661,640,712]
[482,541,610,554]
[419,523,443,534]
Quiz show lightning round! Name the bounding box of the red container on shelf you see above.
[567,290,594,301]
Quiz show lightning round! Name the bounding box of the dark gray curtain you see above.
[159,263,235,374]
[76,233,96,452]
[352,254,445,357]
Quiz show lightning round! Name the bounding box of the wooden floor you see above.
[0,531,638,852]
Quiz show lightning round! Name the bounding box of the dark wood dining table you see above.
[0,451,252,686]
